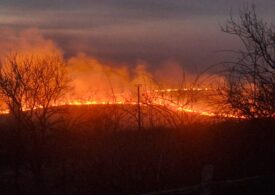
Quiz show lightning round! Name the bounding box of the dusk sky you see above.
[1,0,275,72]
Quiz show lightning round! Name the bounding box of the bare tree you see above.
[0,52,69,189]
[220,5,275,118]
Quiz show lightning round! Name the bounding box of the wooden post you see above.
[136,84,142,130]
[200,164,214,195]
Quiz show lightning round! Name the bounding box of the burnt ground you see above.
[0,106,274,194]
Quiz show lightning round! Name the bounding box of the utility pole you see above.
[136,84,142,130]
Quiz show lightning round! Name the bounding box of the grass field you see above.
[0,105,274,194]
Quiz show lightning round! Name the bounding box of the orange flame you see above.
[0,87,243,119]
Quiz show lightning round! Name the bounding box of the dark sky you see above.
[0,0,275,72]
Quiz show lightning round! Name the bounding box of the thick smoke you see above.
[0,28,198,102]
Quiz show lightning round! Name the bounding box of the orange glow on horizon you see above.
[0,87,244,119]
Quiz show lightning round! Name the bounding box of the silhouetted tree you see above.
[0,52,69,190]
[220,5,275,118]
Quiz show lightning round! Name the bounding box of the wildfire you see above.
[0,87,243,119]
[0,31,251,120]
[154,87,210,93]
